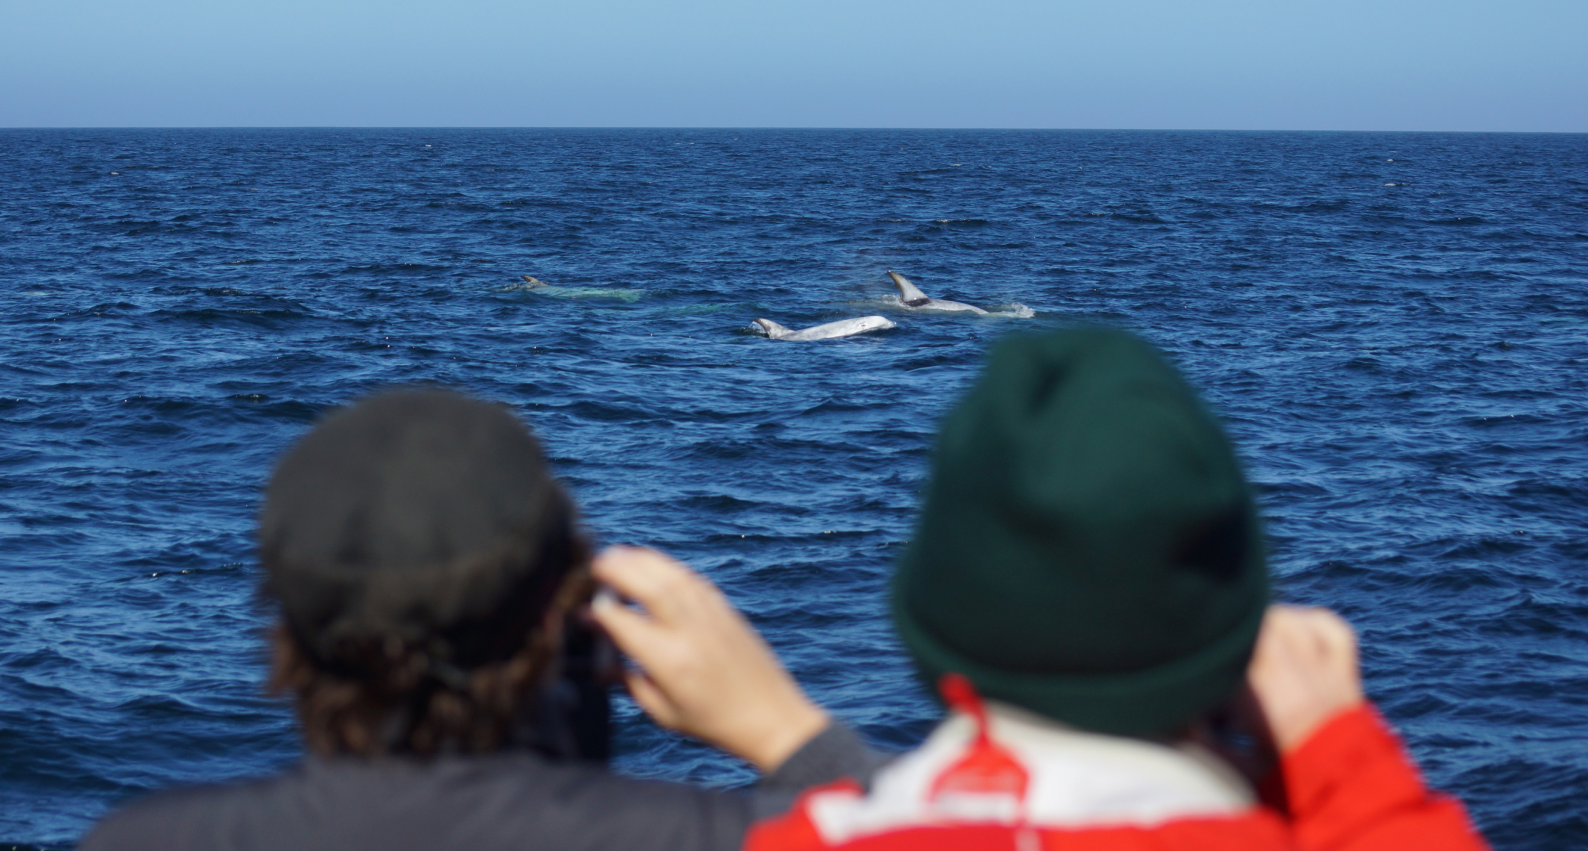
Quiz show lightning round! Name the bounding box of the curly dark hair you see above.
[267,555,594,758]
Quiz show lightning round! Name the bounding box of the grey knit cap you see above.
[259,389,577,675]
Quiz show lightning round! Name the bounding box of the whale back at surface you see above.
[920,298,988,314]
[755,316,895,341]
[886,270,989,314]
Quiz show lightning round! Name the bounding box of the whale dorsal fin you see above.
[754,318,791,339]
[521,275,548,288]
[887,271,932,307]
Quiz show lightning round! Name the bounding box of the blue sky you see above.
[5,0,1584,130]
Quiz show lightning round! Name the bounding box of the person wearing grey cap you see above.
[81,388,881,851]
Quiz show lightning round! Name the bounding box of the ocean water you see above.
[1,128,1584,849]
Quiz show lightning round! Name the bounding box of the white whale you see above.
[887,271,988,315]
[754,316,896,341]
[516,274,644,302]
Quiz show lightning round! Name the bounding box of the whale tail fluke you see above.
[886,271,931,307]
[753,318,791,339]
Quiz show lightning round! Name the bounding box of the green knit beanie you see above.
[892,328,1269,737]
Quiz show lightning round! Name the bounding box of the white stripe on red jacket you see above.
[746,680,1491,851]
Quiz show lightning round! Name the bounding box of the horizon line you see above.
[2,126,1584,135]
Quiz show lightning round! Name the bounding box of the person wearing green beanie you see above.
[894,327,1269,739]
[745,327,1489,851]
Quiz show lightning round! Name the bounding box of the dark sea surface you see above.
[1,128,1584,849]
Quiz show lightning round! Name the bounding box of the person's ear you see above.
[265,621,305,693]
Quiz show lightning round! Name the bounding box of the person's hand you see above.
[1246,604,1366,753]
[589,545,829,773]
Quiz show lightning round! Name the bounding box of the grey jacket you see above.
[80,724,882,851]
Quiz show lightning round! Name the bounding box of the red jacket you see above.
[745,705,1489,851]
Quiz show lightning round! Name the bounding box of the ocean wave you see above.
[2,128,1585,849]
